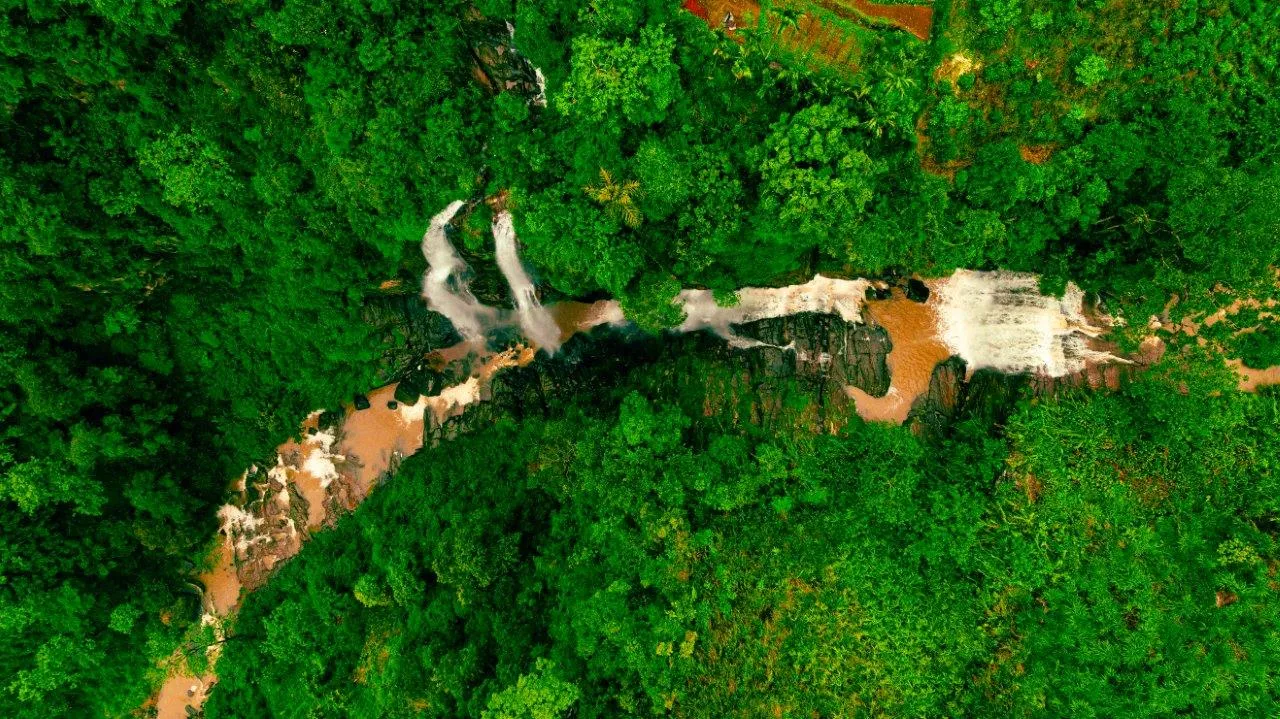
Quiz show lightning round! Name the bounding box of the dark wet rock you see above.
[864,285,891,301]
[318,409,342,429]
[907,357,1030,440]
[353,394,371,411]
[427,325,654,444]
[421,313,900,443]
[905,278,930,302]
[484,322,524,350]
[910,356,966,425]
[394,365,447,405]
[465,16,544,104]
[446,220,518,306]
[1032,364,1133,395]
[405,295,1044,450]
[362,294,463,382]
[836,325,893,396]
[732,313,892,397]
[178,583,205,621]
[392,382,419,405]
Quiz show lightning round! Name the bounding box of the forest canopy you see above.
[205,353,1280,718]
[0,0,1278,717]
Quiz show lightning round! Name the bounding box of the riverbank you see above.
[150,267,1275,717]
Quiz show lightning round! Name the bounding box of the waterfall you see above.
[418,202,1130,382]
[933,270,1127,376]
[492,210,563,351]
[421,200,498,341]
[503,20,547,106]
[532,68,548,107]
[677,275,871,347]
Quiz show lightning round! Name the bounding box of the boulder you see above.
[907,357,1029,440]
[905,278,930,303]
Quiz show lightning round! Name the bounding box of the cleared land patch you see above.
[691,0,932,72]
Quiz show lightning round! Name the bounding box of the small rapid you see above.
[933,270,1129,376]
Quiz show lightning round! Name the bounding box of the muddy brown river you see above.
[151,270,1277,718]
[846,289,953,423]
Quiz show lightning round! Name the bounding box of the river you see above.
[152,202,1274,718]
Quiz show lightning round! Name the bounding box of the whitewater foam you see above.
[493,210,562,351]
[933,270,1125,376]
[421,200,498,341]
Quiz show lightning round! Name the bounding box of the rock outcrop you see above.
[733,312,893,397]
[465,16,546,105]
[905,357,1033,440]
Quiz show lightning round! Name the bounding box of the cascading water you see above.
[418,202,1132,379]
[532,68,548,107]
[933,270,1129,376]
[677,275,871,348]
[421,200,497,341]
[164,206,1142,718]
[492,210,563,351]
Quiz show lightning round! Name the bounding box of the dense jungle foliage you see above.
[1,0,1278,716]
[205,353,1280,718]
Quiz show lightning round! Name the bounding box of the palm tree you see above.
[773,7,802,44]
[583,169,643,228]
[880,68,918,97]
[862,103,902,138]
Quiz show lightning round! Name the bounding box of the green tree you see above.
[754,100,881,261]
[583,168,644,228]
[1075,53,1109,87]
[555,24,680,125]
[482,660,580,719]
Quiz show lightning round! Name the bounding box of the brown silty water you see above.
[550,300,626,340]
[195,304,617,616]
[152,276,1278,718]
[154,672,215,719]
[1151,294,1280,392]
[152,304,619,718]
[845,284,952,424]
[153,539,240,718]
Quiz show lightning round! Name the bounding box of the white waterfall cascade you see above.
[532,68,548,107]
[492,210,562,351]
[421,200,498,341]
[420,203,1128,379]
[677,276,872,349]
[934,270,1129,375]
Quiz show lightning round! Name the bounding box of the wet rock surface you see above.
[905,278,930,302]
[432,327,661,442]
[732,313,893,396]
[465,15,545,102]
[906,357,1031,440]
[474,322,876,436]
[362,294,463,379]
[421,314,1041,446]
[393,366,445,405]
